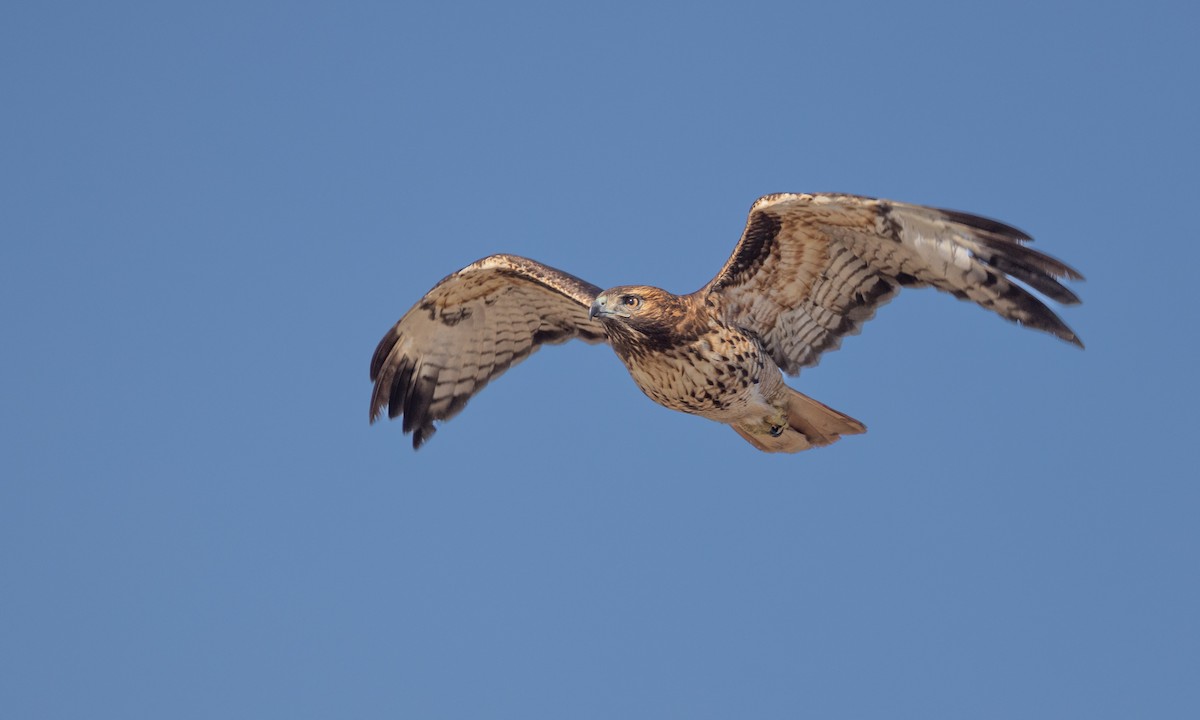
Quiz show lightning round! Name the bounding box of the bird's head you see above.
[589,286,672,322]
[589,286,693,353]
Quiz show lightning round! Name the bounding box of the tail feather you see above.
[731,388,865,453]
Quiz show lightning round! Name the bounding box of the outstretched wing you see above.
[369,254,607,448]
[704,193,1083,374]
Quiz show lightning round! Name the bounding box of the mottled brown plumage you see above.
[370,193,1083,452]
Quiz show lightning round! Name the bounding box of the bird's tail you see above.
[731,388,866,453]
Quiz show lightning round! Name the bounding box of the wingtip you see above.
[412,423,435,450]
[1053,326,1084,349]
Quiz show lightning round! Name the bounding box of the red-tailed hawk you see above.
[370,193,1082,452]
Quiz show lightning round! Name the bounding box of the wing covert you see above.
[369,254,607,448]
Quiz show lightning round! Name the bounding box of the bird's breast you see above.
[617,328,770,418]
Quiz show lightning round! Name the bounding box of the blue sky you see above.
[3,1,1198,717]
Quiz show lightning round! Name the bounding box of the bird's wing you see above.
[703,193,1083,374]
[369,254,607,448]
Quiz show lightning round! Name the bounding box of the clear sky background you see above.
[3,1,1198,718]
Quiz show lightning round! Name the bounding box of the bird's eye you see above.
[623,295,641,309]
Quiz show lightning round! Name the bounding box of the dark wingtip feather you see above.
[940,206,1086,283]
[370,327,401,381]
[402,374,437,436]
[369,394,385,424]
[986,255,1082,306]
[412,423,436,450]
[387,359,414,420]
[1003,282,1085,348]
[978,236,1085,283]
[369,359,399,424]
[369,331,401,422]
[369,351,444,448]
[1043,319,1084,349]
[937,207,1033,242]
[1051,327,1084,349]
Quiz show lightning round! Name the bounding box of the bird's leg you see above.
[760,405,789,438]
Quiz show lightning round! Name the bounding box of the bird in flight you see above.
[370,193,1082,452]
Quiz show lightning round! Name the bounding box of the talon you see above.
[768,424,784,437]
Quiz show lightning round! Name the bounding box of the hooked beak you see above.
[588,295,608,320]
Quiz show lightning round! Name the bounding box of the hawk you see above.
[370,193,1082,452]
